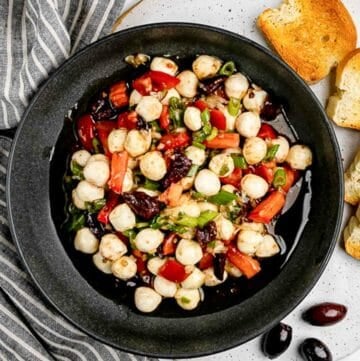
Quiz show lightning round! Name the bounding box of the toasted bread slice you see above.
[344,213,360,260]
[344,148,360,205]
[327,49,360,130]
[257,0,357,83]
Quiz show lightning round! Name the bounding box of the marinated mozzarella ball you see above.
[242,137,267,165]
[225,260,242,278]
[87,154,109,164]
[122,168,134,192]
[192,55,222,79]
[92,252,112,274]
[204,267,228,286]
[237,230,263,255]
[175,288,200,310]
[194,169,221,196]
[209,153,235,177]
[124,129,151,157]
[72,189,86,210]
[176,239,203,266]
[271,136,290,163]
[134,287,162,313]
[239,221,265,233]
[214,215,235,241]
[154,276,177,297]
[83,160,110,187]
[224,72,249,99]
[129,89,143,106]
[75,180,104,202]
[178,201,201,218]
[135,96,163,122]
[235,111,261,138]
[99,233,127,261]
[184,106,202,131]
[211,240,227,254]
[109,203,136,232]
[71,150,91,167]
[127,157,138,170]
[185,145,206,165]
[147,257,166,275]
[107,128,127,153]
[176,70,198,98]
[74,228,99,254]
[243,88,268,112]
[241,174,269,199]
[139,151,167,181]
[221,184,237,193]
[286,144,312,170]
[181,267,205,289]
[161,88,180,105]
[150,56,178,76]
[134,229,164,253]
[255,234,280,258]
[197,201,218,213]
[111,256,137,280]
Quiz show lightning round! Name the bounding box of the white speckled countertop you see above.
[117,1,360,360]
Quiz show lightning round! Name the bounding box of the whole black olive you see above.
[262,322,292,359]
[302,302,347,326]
[299,338,332,361]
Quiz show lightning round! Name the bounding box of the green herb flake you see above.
[85,198,106,213]
[70,160,84,179]
[67,212,86,232]
[265,144,280,161]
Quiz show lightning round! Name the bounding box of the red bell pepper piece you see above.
[210,109,226,130]
[254,164,274,184]
[281,166,300,193]
[77,114,95,152]
[220,168,242,188]
[132,73,152,95]
[108,151,129,194]
[159,105,170,131]
[109,81,129,108]
[204,133,240,149]
[198,252,214,270]
[158,259,188,283]
[95,120,117,156]
[162,233,177,256]
[158,132,191,150]
[132,250,148,276]
[257,123,277,140]
[193,99,208,111]
[149,70,180,91]
[117,111,138,130]
[227,245,261,279]
[248,190,286,224]
[97,191,119,224]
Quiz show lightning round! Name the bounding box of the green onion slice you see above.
[197,210,218,228]
[206,127,218,141]
[231,154,248,169]
[175,214,199,228]
[219,61,236,76]
[192,141,206,150]
[85,198,106,213]
[228,97,241,116]
[273,168,287,188]
[208,190,237,205]
[264,144,280,161]
[187,164,199,177]
[143,178,160,190]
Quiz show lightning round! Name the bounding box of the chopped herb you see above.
[273,168,287,188]
[192,191,206,200]
[228,97,241,116]
[193,130,207,143]
[228,206,242,222]
[149,120,161,131]
[143,178,160,190]
[70,160,84,179]
[264,144,280,161]
[219,164,230,176]
[175,214,199,228]
[85,198,106,213]
[197,210,218,228]
[92,137,101,153]
[231,154,248,169]
[187,164,199,177]
[207,240,216,248]
[208,190,237,205]
[167,223,188,234]
[219,61,236,76]
[123,229,137,243]
[67,212,85,232]
[180,296,191,304]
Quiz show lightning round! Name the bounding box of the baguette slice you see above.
[257,0,357,83]
[327,49,360,130]
[344,213,360,260]
[344,148,360,205]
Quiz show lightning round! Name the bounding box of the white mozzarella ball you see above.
[72,189,86,210]
[176,70,198,98]
[237,230,263,255]
[124,130,151,157]
[286,144,313,170]
[134,229,164,253]
[87,154,109,164]
[239,222,265,233]
[74,228,99,254]
[223,147,241,155]
[154,276,177,297]
[214,216,235,241]
[209,154,235,177]
[203,267,228,286]
[255,234,280,258]
[184,106,202,131]
[271,136,290,163]
[83,160,110,187]
[135,96,163,122]
[175,288,200,310]
[99,233,127,261]
[185,145,206,166]
[194,169,221,196]
[129,89,143,106]
[75,180,104,202]
[150,56,178,76]
[92,252,112,274]
[71,150,91,167]
[122,168,134,192]
[109,203,136,232]
[147,257,166,275]
[136,187,160,197]
[224,72,249,99]
[221,184,237,193]
[235,111,261,138]
[127,157,138,170]
[179,201,201,218]
[197,201,218,213]
[225,260,242,278]
[139,151,167,181]
[134,287,162,313]
[176,239,203,266]
[161,88,180,105]
[192,55,222,80]
[181,267,205,289]
[241,174,269,199]
[107,128,127,153]
[243,88,268,112]
[242,137,267,165]
[111,256,137,280]
[211,240,227,254]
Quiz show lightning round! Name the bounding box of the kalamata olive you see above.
[302,302,347,326]
[299,338,332,361]
[162,150,192,189]
[262,322,292,359]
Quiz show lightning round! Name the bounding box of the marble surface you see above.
[116,1,360,360]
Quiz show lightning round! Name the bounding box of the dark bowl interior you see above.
[7,23,343,358]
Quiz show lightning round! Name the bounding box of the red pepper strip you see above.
[95,120,117,156]
[193,99,208,111]
[108,151,129,194]
[159,105,170,131]
[132,73,152,95]
[162,233,177,256]
[132,250,148,276]
[248,190,286,224]
[227,245,261,279]
[149,70,180,91]
[254,164,274,184]
[257,123,277,140]
[77,114,95,152]
[220,168,242,188]
[158,132,191,150]
[210,109,227,130]
[109,81,129,108]
[198,252,214,270]
[281,166,300,193]
[204,133,240,149]
[158,259,188,282]
[97,191,119,224]
[117,111,138,130]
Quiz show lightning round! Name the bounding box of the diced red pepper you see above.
[108,151,129,194]
[198,252,214,270]
[227,245,261,279]
[109,81,129,108]
[193,99,208,111]
[210,109,226,130]
[159,105,170,131]
[132,73,152,95]
[132,250,148,276]
[162,233,177,256]
[95,120,117,156]
[77,114,95,152]
[97,191,119,224]
[158,259,188,282]
[248,190,286,224]
[257,123,277,139]
[158,132,191,150]
[149,70,180,91]
[204,133,240,149]
[117,111,138,130]
[254,164,274,184]
[281,166,300,193]
[220,168,242,188]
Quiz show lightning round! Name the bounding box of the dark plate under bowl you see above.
[7,23,343,358]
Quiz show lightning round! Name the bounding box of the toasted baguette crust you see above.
[344,213,360,260]
[344,149,360,205]
[257,0,357,83]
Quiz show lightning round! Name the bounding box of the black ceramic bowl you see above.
[7,23,343,358]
